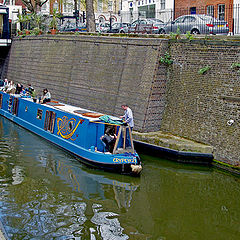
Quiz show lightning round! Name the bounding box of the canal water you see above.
[0,115,240,240]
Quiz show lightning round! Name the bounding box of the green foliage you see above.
[186,31,194,40]
[170,27,181,39]
[159,52,173,65]
[198,66,211,75]
[49,9,61,30]
[31,27,42,36]
[32,13,43,29]
[231,63,240,72]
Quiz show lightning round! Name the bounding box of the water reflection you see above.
[0,116,139,239]
[1,116,240,240]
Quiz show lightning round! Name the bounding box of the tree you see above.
[21,0,49,13]
[85,0,96,32]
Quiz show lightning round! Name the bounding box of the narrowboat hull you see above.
[0,92,142,175]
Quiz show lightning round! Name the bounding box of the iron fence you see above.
[97,5,240,35]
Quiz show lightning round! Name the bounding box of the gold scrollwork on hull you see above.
[57,116,83,140]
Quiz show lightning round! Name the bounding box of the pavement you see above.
[133,130,213,154]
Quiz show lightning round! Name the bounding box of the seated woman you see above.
[6,81,16,94]
[100,126,116,153]
[40,88,51,104]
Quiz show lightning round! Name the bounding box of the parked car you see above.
[107,23,130,33]
[128,19,153,34]
[159,14,229,35]
[59,23,87,32]
[96,23,110,33]
[146,18,165,34]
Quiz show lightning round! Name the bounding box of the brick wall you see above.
[6,35,168,132]
[161,39,240,166]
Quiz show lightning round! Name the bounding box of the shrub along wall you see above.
[161,39,240,167]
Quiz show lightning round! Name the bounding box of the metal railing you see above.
[96,5,240,35]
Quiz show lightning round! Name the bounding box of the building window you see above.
[190,7,196,14]
[207,5,214,17]
[160,0,165,10]
[218,4,225,20]
[98,0,103,12]
[108,1,113,11]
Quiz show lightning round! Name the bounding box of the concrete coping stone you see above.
[133,130,214,154]
[13,35,169,47]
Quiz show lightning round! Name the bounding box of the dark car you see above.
[159,14,229,35]
[107,23,130,33]
[59,23,87,32]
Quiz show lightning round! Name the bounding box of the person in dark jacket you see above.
[15,83,23,94]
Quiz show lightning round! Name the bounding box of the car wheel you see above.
[159,29,166,34]
[191,29,200,35]
[120,30,124,33]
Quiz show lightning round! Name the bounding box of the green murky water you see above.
[0,116,240,239]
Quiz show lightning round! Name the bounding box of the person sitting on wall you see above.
[100,126,116,153]
[2,78,9,92]
[15,83,23,94]
[6,81,16,94]
[40,88,51,104]
[25,83,33,95]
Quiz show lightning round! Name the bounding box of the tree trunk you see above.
[86,0,96,32]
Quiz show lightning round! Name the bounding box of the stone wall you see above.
[161,39,240,166]
[6,35,168,132]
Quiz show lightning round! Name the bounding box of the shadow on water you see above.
[1,116,240,240]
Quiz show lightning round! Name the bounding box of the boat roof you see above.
[21,97,121,123]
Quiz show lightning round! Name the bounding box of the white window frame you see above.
[160,0,165,10]
[218,4,225,20]
[207,5,214,17]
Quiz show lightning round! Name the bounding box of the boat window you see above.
[37,109,43,120]
[0,94,2,109]
[44,110,55,133]
[12,98,19,115]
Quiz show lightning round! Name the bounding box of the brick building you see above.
[174,0,235,33]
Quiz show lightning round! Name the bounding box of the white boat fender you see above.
[131,164,142,174]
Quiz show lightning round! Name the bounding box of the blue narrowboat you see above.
[0,92,142,175]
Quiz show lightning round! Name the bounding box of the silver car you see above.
[159,14,229,35]
[128,19,154,34]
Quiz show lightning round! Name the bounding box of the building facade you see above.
[174,0,234,32]
[121,0,174,23]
